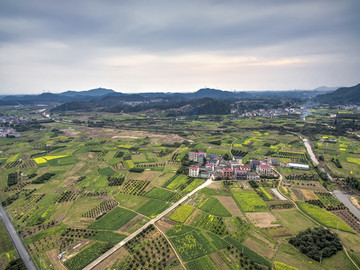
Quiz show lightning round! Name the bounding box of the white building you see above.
[189,166,200,177]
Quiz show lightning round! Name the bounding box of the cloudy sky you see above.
[0,0,359,94]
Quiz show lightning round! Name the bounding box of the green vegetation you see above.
[274,261,298,270]
[297,202,354,233]
[186,256,217,270]
[64,242,111,270]
[232,190,268,212]
[136,199,168,217]
[199,197,232,217]
[89,207,136,230]
[289,227,342,261]
[89,231,126,244]
[170,205,195,223]
[144,186,176,201]
[98,167,115,176]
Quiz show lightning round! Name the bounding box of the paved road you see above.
[84,179,213,270]
[0,205,37,270]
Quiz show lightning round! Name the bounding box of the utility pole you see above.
[320,251,323,264]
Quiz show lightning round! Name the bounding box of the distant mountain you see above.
[313,86,340,92]
[193,88,250,99]
[59,88,116,97]
[316,84,360,104]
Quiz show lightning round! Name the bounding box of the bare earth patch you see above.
[350,196,360,211]
[92,247,130,270]
[216,196,244,217]
[246,212,280,228]
[46,249,67,270]
[155,218,176,233]
[302,189,318,200]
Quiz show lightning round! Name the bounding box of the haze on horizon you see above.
[0,0,359,95]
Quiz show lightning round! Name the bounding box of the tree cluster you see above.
[289,227,342,261]
[344,177,360,191]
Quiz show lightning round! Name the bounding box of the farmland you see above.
[0,105,359,270]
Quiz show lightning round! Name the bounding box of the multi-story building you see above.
[222,168,233,180]
[189,166,200,177]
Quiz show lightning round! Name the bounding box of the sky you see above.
[0,0,359,94]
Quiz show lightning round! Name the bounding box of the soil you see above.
[215,196,244,217]
[246,212,280,228]
[155,218,175,233]
[46,249,67,270]
[350,196,360,211]
[92,247,129,270]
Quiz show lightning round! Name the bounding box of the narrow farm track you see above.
[275,169,360,270]
[84,179,212,270]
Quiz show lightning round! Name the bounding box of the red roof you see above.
[189,166,199,170]
[235,169,247,173]
[241,165,250,169]
[205,164,214,167]
[199,152,206,154]
[260,164,271,169]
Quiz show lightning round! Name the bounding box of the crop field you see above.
[64,242,109,270]
[1,107,359,270]
[136,199,169,217]
[192,211,228,236]
[232,190,269,212]
[170,229,217,261]
[144,186,176,201]
[199,197,232,217]
[170,205,195,223]
[166,174,189,190]
[297,202,354,233]
[89,207,137,230]
[186,256,217,270]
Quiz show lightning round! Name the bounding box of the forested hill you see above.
[316,83,360,105]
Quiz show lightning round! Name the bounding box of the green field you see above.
[199,197,232,217]
[166,174,189,190]
[144,186,176,201]
[232,190,268,212]
[136,198,169,217]
[89,207,137,230]
[170,205,195,223]
[297,202,354,233]
[186,256,217,270]
[89,231,127,244]
[170,229,217,261]
[64,242,109,270]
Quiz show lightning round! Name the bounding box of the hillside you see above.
[316,83,360,104]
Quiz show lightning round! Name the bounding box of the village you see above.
[188,151,309,180]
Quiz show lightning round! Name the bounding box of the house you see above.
[230,161,241,170]
[205,164,215,172]
[240,165,251,171]
[188,151,207,163]
[232,156,243,165]
[250,160,261,171]
[247,172,260,180]
[189,166,199,177]
[259,164,272,175]
[222,168,233,180]
[234,169,247,179]
[269,159,279,166]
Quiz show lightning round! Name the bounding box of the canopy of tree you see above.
[289,227,342,261]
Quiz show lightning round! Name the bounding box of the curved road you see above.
[0,205,37,270]
[84,178,212,270]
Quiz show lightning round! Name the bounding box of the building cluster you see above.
[188,151,278,180]
[0,127,21,137]
[189,151,310,180]
[236,107,304,118]
[0,115,28,125]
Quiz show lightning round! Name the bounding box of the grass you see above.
[275,261,298,270]
[144,186,176,201]
[89,231,126,244]
[136,199,169,218]
[0,219,13,253]
[98,167,115,176]
[124,160,135,169]
[232,190,268,212]
[113,193,149,211]
[347,157,360,165]
[260,187,273,200]
[166,174,189,190]
[182,179,204,194]
[273,209,316,234]
[166,224,194,237]
[199,197,232,217]
[64,242,109,270]
[89,207,137,230]
[186,256,217,270]
[170,229,216,261]
[297,202,354,233]
[170,205,195,223]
